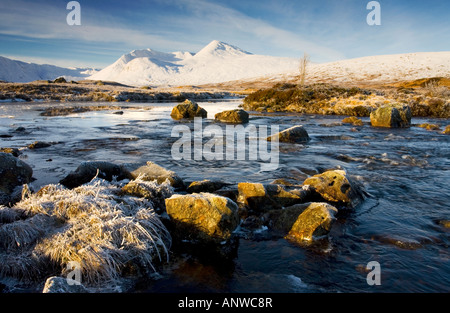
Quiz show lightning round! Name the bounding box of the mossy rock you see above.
[170,99,207,120]
[303,170,364,208]
[370,105,411,128]
[214,109,249,124]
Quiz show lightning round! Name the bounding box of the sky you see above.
[0,0,449,69]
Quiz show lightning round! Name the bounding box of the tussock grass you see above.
[0,178,172,286]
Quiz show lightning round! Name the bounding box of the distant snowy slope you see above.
[0,56,98,83]
[264,51,450,84]
[89,40,299,86]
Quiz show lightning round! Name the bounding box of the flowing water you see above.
[0,100,449,293]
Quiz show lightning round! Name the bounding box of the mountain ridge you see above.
[88,40,298,86]
[0,56,98,83]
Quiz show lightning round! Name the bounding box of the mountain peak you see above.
[194,40,252,58]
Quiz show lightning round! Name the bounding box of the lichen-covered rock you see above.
[370,105,411,128]
[170,99,207,120]
[302,170,364,208]
[267,125,310,143]
[285,202,338,242]
[0,153,33,199]
[130,161,184,189]
[214,109,249,124]
[165,193,239,244]
[59,161,133,188]
[237,182,306,212]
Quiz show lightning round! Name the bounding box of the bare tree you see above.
[299,52,310,87]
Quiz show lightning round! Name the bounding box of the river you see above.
[0,99,449,293]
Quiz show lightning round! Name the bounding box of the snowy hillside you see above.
[89,40,299,86]
[262,51,450,85]
[0,56,98,83]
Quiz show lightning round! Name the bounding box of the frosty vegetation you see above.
[0,176,173,286]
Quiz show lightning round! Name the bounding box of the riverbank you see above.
[0,79,244,103]
[241,77,450,118]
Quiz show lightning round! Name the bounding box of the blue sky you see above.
[0,0,449,68]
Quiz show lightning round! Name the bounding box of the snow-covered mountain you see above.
[0,56,98,83]
[89,40,299,86]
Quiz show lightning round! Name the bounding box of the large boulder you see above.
[267,125,310,143]
[370,105,411,128]
[130,161,184,189]
[214,109,249,124]
[59,161,133,188]
[165,193,239,244]
[302,170,364,208]
[170,99,207,120]
[0,153,33,205]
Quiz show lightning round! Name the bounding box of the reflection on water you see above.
[0,100,449,292]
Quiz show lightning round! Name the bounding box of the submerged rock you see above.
[59,161,133,188]
[302,170,364,208]
[214,109,249,124]
[130,161,184,189]
[165,193,239,245]
[370,105,411,128]
[170,99,207,120]
[267,125,310,143]
[0,153,33,204]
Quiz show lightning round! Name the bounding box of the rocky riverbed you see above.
[0,98,449,293]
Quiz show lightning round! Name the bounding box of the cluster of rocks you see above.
[1,151,367,286]
[170,99,250,124]
[51,159,367,262]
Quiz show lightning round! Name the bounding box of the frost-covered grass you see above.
[0,177,172,286]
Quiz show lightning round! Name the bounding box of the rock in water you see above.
[443,125,450,135]
[0,153,33,205]
[370,105,411,128]
[187,179,228,193]
[130,161,184,189]
[165,193,239,244]
[170,99,207,120]
[59,161,133,188]
[267,125,310,143]
[302,170,364,208]
[214,109,249,124]
[237,182,307,212]
[285,202,338,243]
[28,141,52,149]
[42,276,88,293]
